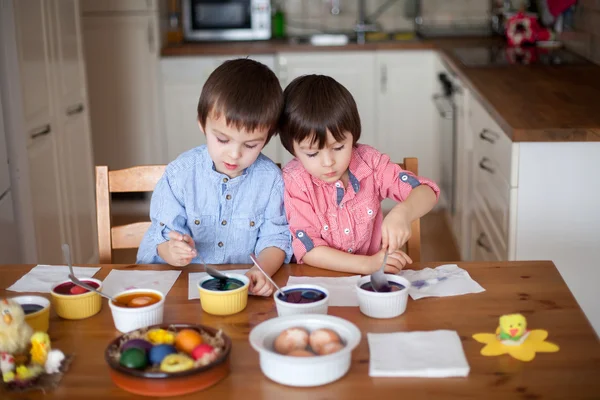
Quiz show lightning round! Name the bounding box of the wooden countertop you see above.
[161,38,600,142]
[2,261,600,399]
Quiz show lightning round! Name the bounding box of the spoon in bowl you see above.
[197,253,229,285]
[61,243,125,305]
[249,254,286,299]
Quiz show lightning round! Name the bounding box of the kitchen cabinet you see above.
[161,55,281,164]
[6,0,98,263]
[277,52,377,165]
[82,6,164,169]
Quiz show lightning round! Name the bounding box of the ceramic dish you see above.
[105,323,232,397]
[50,278,103,320]
[108,288,165,333]
[249,314,361,387]
[11,295,51,332]
[197,273,249,316]
[355,274,411,319]
[273,284,329,317]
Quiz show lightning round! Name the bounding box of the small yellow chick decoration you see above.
[473,313,560,362]
[0,299,33,355]
[30,332,51,366]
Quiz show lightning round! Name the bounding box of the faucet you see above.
[354,0,379,44]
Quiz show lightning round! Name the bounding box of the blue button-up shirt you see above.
[137,145,293,265]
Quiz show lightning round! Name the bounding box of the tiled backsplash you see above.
[564,0,600,64]
[278,0,490,36]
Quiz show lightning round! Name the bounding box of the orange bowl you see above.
[104,323,232,397]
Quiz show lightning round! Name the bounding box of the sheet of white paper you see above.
[7,265,101,293]
[101,270,181,297]
[368,330,470,378]
[400,264,485,300]
[188,269,250,300]
[285,275,362,306]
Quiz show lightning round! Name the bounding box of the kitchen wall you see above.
[564,0,600,64]
[277,0,489,36]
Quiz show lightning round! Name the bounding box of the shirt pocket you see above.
[349,200,378,243]
[232,215,264,252]
[188,215,216,240]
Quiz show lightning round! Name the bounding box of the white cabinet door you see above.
[27,133,67,264]
[82,14,163,169]
[161,55,281,163]
[376,51,438,183]
[0,192,21,264]
[13,0,54,144]
[277,52,377,165]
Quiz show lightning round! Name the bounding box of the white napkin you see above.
[188,269,249,300]
[400,264,485,300]
[7,265,101,293]
[101,270,181,297]
[368,330,470,378]
[285,275,362,306]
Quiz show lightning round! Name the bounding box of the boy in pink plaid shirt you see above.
[279,75,440,274]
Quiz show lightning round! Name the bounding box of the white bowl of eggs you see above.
[248,314,361,387]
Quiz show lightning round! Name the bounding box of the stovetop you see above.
[453,45,590,66]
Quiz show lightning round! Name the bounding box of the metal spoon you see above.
[249,254,286,299]
[369,251,391,292]
[61,243,124,304]
[197,253,228,281]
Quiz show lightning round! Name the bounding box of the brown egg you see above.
[316,341,345,355]
[287,349,316,357]
[309,328,341,354]
[273,327,309,355]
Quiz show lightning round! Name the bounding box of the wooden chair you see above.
[95,165,166,263]
[95,158,421,263]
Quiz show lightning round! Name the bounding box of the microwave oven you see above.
[182,0,271,41]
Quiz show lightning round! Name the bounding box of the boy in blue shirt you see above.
[137,59,292,296]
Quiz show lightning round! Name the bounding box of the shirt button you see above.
[335,182,342,188]
[221,220,227,226]
[223,177,229,183]
[226,194,232,200]
[194,220,200,225]
[159,222,164,226]
[218,241,224,247]
[344,228,350,234]
[297,231,304,238]
[323,225,329,231]
[249,221,255,227]
[348,248,353,253]
[401,175,408,182]
[367,209,373,215]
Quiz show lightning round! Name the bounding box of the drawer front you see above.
[473,149,510,246]
[470,96,513,185]
[470,211,503,262]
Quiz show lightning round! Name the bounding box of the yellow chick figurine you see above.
[497,313,528,341]
[30,332,51,366]
[0,299,33,355]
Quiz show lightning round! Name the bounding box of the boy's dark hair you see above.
[279,75,361,155]
[197,58,282,142]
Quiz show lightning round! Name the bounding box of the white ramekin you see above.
[355,274,412,319]
[108,288,165,333]
[249,314,361,387]
[273,284,329,317]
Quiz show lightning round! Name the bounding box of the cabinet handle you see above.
[432,94,453,119]
[479,129,499,144]
[30,124,51,139]
[478,157,495,174]
[66,103,84,116]
[380,64,387,93]
[476,233,493,253]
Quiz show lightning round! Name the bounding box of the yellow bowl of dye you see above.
[197,273,249,316]
[11,295,51,332]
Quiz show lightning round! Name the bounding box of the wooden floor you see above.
[111,201,460,264]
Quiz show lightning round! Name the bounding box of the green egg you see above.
[119,347,147,369]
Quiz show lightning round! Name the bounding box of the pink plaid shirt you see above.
[283,144,440,263]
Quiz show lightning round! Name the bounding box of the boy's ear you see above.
[197,120,206,135]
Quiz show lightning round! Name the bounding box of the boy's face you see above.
[292,130,353,185]
[200,112,268,178]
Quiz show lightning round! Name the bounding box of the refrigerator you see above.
[0,93,22,263]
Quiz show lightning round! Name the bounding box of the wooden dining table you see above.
[1,260,599,399]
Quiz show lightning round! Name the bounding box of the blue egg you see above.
[148,344,177,365]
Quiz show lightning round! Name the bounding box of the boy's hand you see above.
[246,268,274,297]
[157,231,197,267]
[367,248,412,275]
[381,204,412,254]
